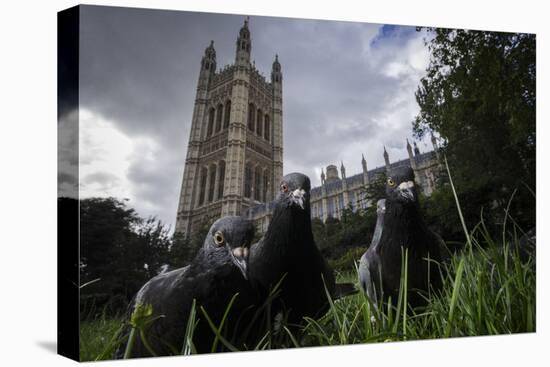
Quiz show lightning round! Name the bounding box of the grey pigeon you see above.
[359,166,449,308]
[249,172,355,325]
[358,198,386,306]
[115,216,258,358]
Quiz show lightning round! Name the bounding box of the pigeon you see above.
[358,198,386,306]
[359,166,449,308]
[115,216,258,358]
[249,172,355,325]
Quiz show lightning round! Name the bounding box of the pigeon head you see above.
[206,216,255,279]
[277,172,311,211]
[386,166,417,204]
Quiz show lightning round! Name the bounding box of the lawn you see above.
[79,220,536,361]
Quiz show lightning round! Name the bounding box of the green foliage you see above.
[171,216,218,268]
[413,28,535,231]
[361,172,387,204]
[80,197,172,318]
[328,247,365,273]
[313,205,376,261]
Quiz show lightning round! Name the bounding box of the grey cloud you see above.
[77,6,429,228]
[84,171,120,186]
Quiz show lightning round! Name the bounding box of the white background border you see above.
[0,0,547,366]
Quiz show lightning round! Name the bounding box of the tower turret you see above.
[271,54,282,84]
[235,17,251,66]
[198,40,216,88]
[406,139,417,169]
[340,160,346,180]
[361,153,369,185]
[414,142,420,156]
[341,160,349,209]
[271,53,284,195]
[383,146,390,171]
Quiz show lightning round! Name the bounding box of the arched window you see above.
[198,167,207,206]
[207,108,215,137]
[254,166,261,201]
[256,109,263,137]
[215,104,223,133]
[224,100,231,129]
[217,161,225,199]
[263,170,269,201]
[328,197,335,217]
[264,114,270,141]
[244,163,252,198]
[248,103,255,132]
[208,165,216,202]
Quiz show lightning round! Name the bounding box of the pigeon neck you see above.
[264,202,313,254]
[379,199,428,253]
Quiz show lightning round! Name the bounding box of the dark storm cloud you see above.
[78,5,429,228]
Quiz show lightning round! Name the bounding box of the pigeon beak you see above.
[230,246,249,280]
[397,181,416,201]
[290,188,306,209]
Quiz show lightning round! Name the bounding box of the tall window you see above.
[248,103,255,132]
[207,108,215,137]
[244,164,252,198]
[217,161,225,199]
[256,109,263,137]
[254,166,261,201]
[208,165,216,202]
[264,115,270,141]
[215,104,223,133]
[198,167,207,206]
[263,170,269,201]
[328,197,335,217]
[224,100,231,129]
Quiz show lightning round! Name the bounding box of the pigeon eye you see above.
[280,183,289,193]
[213,231,225,246]
[387,178,395,187]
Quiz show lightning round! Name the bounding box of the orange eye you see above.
[280,183,289,192]
[387,178,395,187]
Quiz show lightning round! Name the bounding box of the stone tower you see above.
[175,19,283,237]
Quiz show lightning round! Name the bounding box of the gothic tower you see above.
[175,19,283,237]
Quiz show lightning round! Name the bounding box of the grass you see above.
[79,224,535,361]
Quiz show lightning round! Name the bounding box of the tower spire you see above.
[383,146,390,171]
[235,17,251,66]
[413,142,420,156]
[271,54,282,84]
[406,139,417,169]
[362,153,369,185]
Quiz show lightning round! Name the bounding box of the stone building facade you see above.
[175,19,283,237]
[310,137,441,222]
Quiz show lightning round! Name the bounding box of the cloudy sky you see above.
[65,5,434,230]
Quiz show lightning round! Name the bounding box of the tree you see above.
[413,29,535,231]
[361,173,387,204]
[79,197,171,317]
